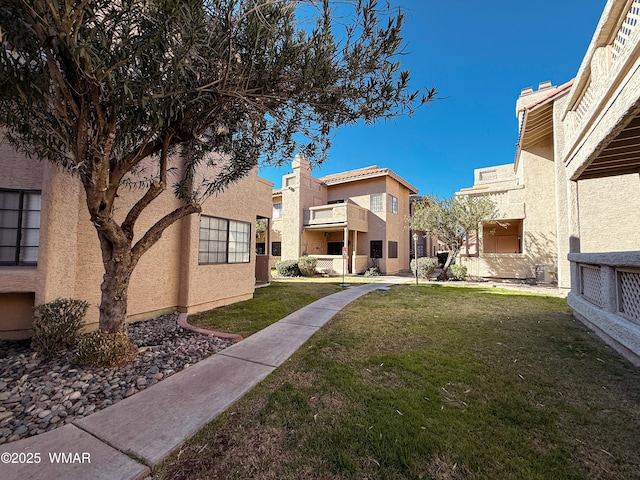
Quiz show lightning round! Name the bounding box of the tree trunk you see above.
[97,234,135,334]
[439,246,459,280]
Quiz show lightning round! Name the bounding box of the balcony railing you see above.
[304,203,368,232]
[565,0,640,151]
[567,251,640,365]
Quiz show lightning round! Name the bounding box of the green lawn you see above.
[157,284,640,480]
[188,281,345,338]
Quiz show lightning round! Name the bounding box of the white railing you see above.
[567,251,640,365]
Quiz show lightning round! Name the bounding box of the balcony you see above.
[567,251,640,366]
[303,202,368,232]
[562,0,640,180]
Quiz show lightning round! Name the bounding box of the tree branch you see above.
[131,203,201,265]
[121,132,173,241]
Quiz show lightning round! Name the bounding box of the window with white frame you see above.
[388,194,398,214]
[199,216,251,264]
[0,189,41,266]
[370,193,383,212]
[228,220,251,263]
[273,203,282,219]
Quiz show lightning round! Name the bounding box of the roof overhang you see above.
[574,111,640,180]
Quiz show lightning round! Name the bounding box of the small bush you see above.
[449,264,468,281]
[275,259,301,277]
[297,256,318,277]
[76,331,138,368]
[410,257,438,279]
[364,266,381,277]
[31,298,89,356]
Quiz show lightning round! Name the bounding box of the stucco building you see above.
[270,156,417,275]
[0,141,273,339]
[457,0,640,364]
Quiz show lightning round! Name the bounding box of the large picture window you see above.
[199,216,251,264]
[0,189,41,266]
[370,193,383,212]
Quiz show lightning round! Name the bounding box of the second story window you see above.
[370,193,383,212]
[388,195,398,214]
[0,189,41,266]
[273,202,282,219]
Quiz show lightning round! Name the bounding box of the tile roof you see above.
[319,165,418,193]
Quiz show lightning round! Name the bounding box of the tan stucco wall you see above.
[0,142,271,338]
[458,135,559,282]
[577,173,640,252]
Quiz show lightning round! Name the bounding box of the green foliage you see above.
[275,259,301,277]
[409,195,497,275]
[0,0,435,190]
[189,281,343,338]
[449,264,468,281]
[410,257,437,279]
[363,265,382,277]
[297,256,318,277]
[75,331,138,368]
[159,285,640,480]
[255,219,268,241]
[0,0,437,336]
[31,298,89,357]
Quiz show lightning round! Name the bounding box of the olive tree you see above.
[0,0,436,334]
[409,195,497,279]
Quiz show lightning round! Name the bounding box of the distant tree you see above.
[409,196,497,279]
[0,0,436,335]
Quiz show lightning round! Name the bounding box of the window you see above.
[199,216,251,264]
[228,220,251,263]
[482,220,523,254]
[256,243,266,255]
[370,240,383,259]
[327,241,343,255]
[0,189,41,266]
[273,203,282,219]
[370,193,383,212]
[327,199,344,204]
[388,241,398,258]
[272,241,282,256]
[388,195,398,214]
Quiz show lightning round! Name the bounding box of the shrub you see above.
[364,265,381,277]
[410,257,438,279]
[449,264,468,281]
[76,331,138,368]
[297,256,318,277]
[31,298,89,356]
[275,259,301,277]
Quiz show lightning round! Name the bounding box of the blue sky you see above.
[258,0,607,198]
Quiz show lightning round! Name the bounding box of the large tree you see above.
[410,195,497,278]
[0,0,435,333]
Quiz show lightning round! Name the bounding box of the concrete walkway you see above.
[1,280,407,480]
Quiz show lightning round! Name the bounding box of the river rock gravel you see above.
[0,314,235,444]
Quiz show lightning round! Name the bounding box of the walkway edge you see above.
[0,281,398,480]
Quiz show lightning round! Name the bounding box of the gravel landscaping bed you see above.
[0,314,235,444]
